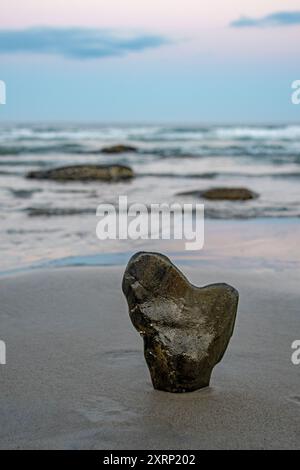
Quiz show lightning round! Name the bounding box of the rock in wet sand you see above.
[122,252,239,393]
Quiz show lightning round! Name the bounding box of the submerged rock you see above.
[122,252,239,393]
[27,164,134,182]
[178,187,258,201]
[101,144,137,154]
[202,187,258,200]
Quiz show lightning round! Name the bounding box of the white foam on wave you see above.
[2,124,300,144]
[214,126,300,140]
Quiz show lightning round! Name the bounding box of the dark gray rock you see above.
[178,187,258,201]
[27,164,134,182]
[122,252,239,393]
[202,187,258,200]
[101,144,137,154]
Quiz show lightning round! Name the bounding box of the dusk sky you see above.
[0,0,300,122]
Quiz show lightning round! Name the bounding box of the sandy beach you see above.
[1,0,300,453]
[0,263,299,450]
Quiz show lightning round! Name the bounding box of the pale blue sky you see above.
[0,0,300,123]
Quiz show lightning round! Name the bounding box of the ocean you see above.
[1,123,300,271]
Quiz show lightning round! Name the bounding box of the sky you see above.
[0,0,300,123]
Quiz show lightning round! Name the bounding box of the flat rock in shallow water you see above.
[202,187,258,200]
[27,164,134,182]
[122,252,239,393]
[178,187,258,201]
[101,144,137,154]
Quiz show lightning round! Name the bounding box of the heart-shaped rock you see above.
[122,252,239,393]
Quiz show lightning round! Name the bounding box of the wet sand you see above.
[0,263,299,449]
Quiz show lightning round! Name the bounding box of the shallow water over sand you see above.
[1,124,300,271]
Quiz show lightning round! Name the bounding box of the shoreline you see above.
[1,217,300,277]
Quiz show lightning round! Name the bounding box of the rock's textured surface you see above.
[122,252,239,393]
[27,164,134,182]
[101,144,137,154]
[178,187,258,200]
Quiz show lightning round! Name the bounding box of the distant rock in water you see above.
[178,187,258,201]
[122,252,239,393]
[101,144,138,154]
[27,164,134,182]
[202,187,258,200]
[26,207,96,217]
